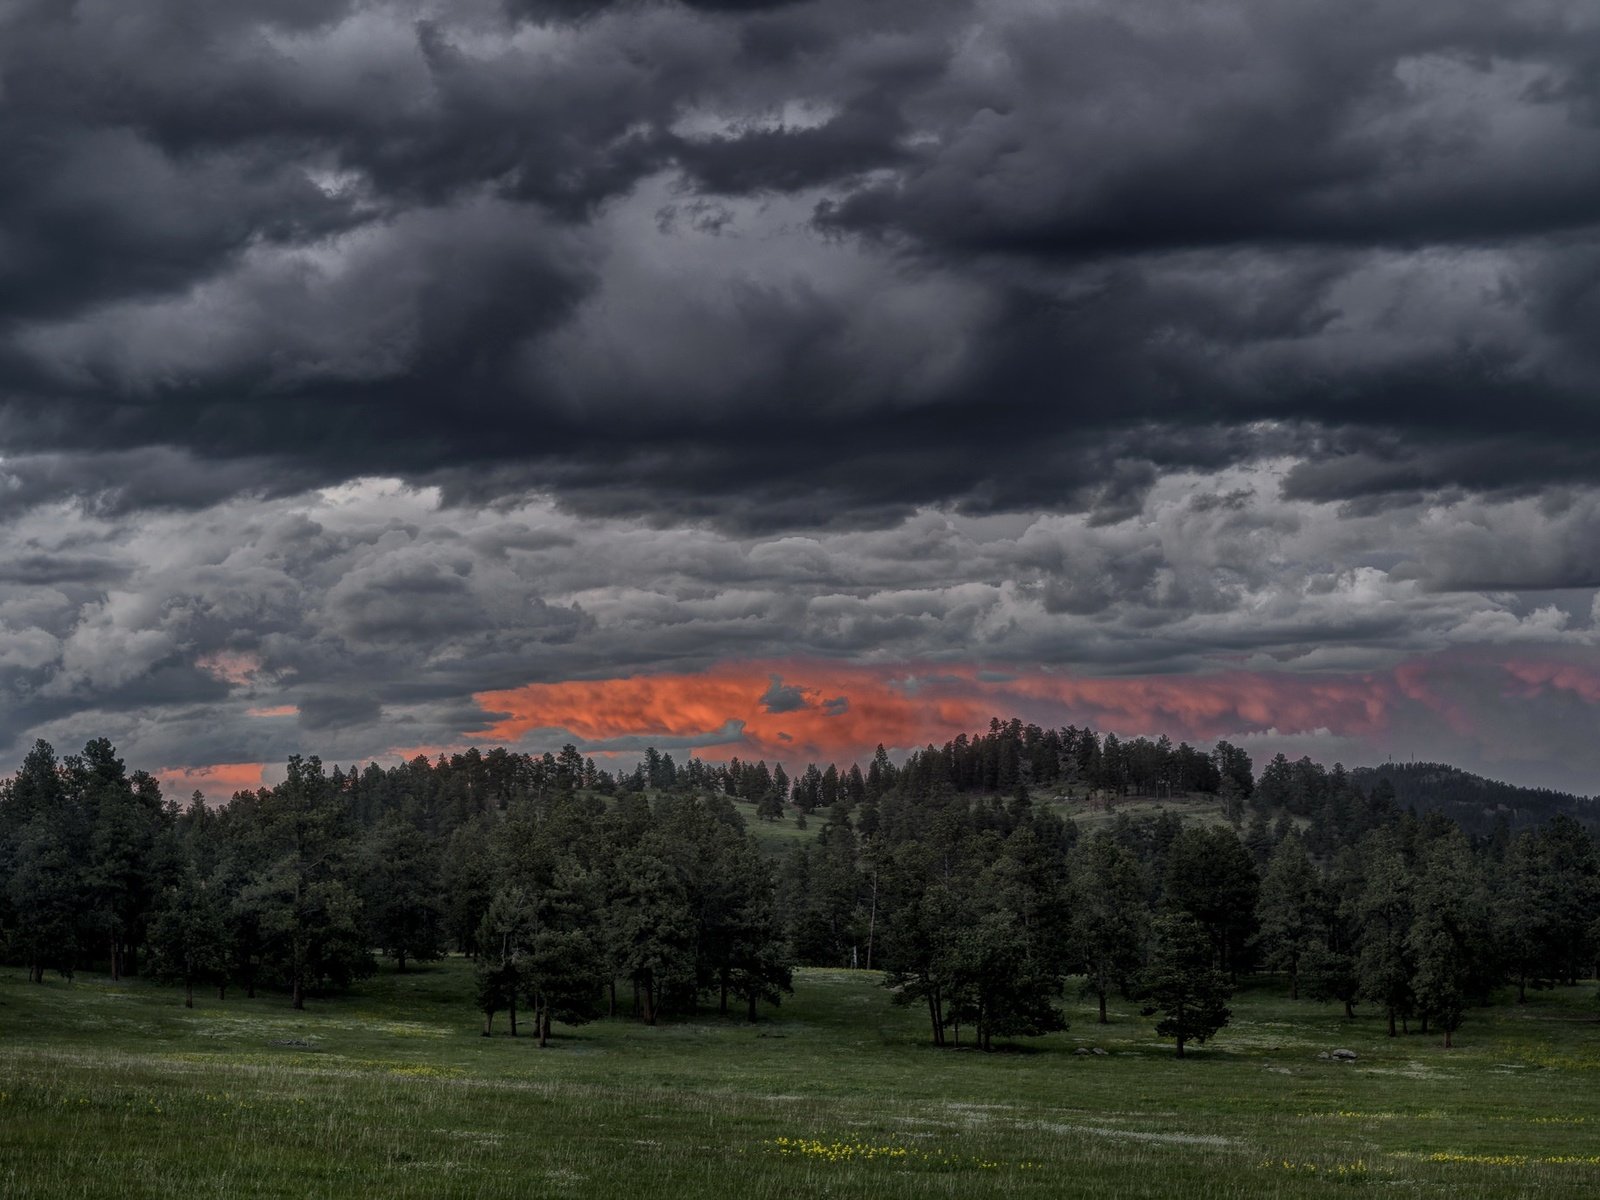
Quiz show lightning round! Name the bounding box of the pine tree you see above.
[1409,827,1490,1048]
[147,866,230,1008]
[1256,835,1321,999]
[1140,912,1233,1058]
[246,756,372,1009]
[361,813,445,972]
[1354,831,1414,1037]
[1068,832,1147,1023]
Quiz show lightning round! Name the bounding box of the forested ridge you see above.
[3,721,1598,1056]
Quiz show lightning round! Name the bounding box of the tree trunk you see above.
[482,1011,493,1037]
[1175,1034,1186,1059]
[718,968,729,1017]
[537,1004,548,1048]
[1517,970,1527,1004]
[508,990,518,1037]
[292,974,304,1011]
[1289,963,1298,1001]
[747,991,758,1023]
[642,976,655,1026]
[1444,1027,1453,1049]
[1097,981,1108,1025]
[110,935,120,982]
[1419,1013,1429,1035]
[1387,1007,1396,1037]
[218,984,226,1001]
[185,977,194,1009]
[608,977,617,1019]
[397,952,407,973]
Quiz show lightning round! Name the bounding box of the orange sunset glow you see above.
[151,653,1600,800]
[155,762,269,799]
[471,660,1398,768]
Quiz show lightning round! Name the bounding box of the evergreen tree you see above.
[361,813,445,972]
[1409,827,1491,1047]
[147,866,230,1008]
[1256,835,1321,999]
[6,815,87,983]
[440,817,498,956]
[1068,832,1147,1024]
[1162,826,1258,975]
[1140,912,1234,1058]
[247,756,372,1009]
[1354,831,1415,1037]
[476,886,534,1036]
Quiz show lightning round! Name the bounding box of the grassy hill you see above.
[5,959,1600,1197]
[1037,790,1236,833]
[722,794,820,855]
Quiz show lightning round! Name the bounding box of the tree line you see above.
[0,739,789,1032]
[2,725,1597,1056]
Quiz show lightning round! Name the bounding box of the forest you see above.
[2,721,1597,1057]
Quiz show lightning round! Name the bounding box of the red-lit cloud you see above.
[147,652,1600,801]
[245,704,298,718]
[155,762,268,800]
[1503,659,1600,704]
[472,660,1398,767]
[196,651,262,686]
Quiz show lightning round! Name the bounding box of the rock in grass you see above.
[1331,1049,1358,1061]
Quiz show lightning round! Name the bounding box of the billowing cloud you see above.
[2,2,1599,795]
[1,1,1599,528]
[0,471,1597,791]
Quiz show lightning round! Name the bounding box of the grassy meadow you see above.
[3,960,1600,1198]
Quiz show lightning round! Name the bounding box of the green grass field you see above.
[725,797,819,855]
[3,961,1599,1198]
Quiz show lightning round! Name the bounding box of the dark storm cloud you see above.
[297,692,384,731]
[2,0,1598,536]
[11,0,1600,790]
[0,553,129,586]
[759,674,807,713]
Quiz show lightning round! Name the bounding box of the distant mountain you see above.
[1349,762,1599,835]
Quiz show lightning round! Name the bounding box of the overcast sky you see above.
[5,0,1600,795]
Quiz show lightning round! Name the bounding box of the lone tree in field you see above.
[1140,912,1233,1058]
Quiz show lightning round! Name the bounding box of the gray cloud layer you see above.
[5,1,1600,788]
[4,473,1600,788]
